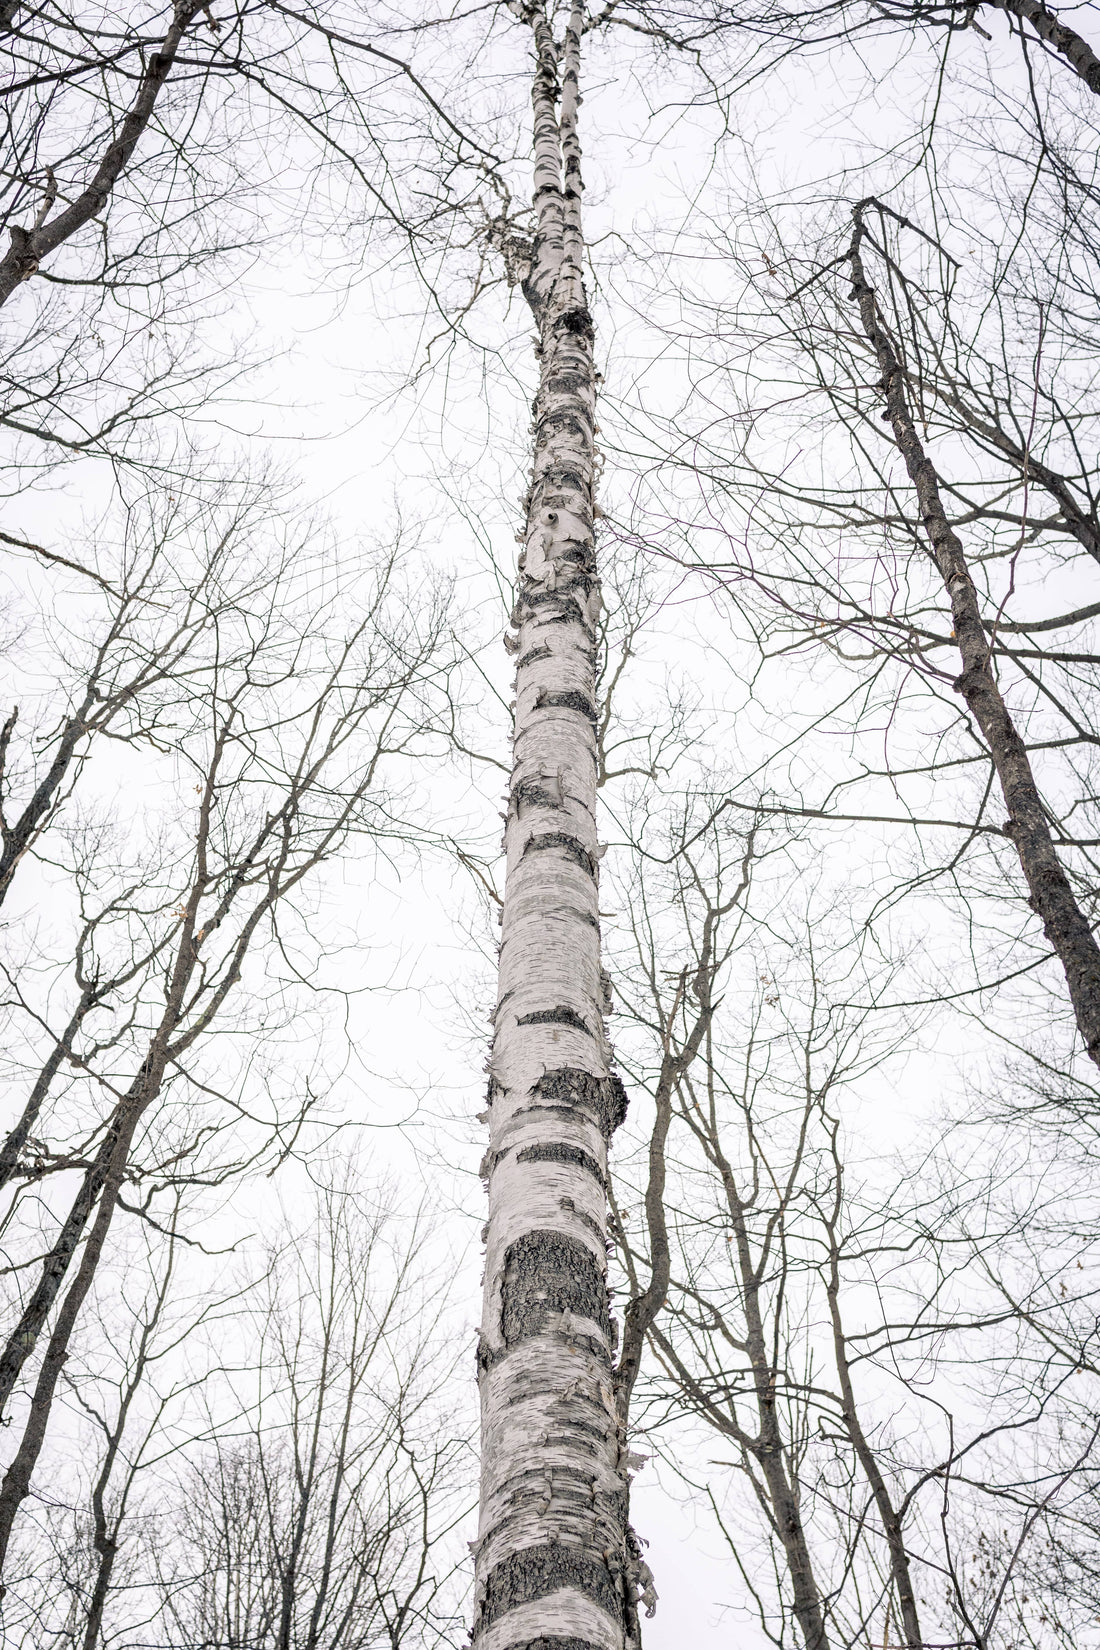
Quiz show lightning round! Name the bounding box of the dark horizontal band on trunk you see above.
[546,371,589,394]
[530,1068,627,1138]
[474,1544,622,1635]
[517,1005,592,1035]
[522,831,596,878]
[501,1229,609,1347]
[512,776,564,810]
[535,688,598,723]
[516,645,553,670]
[483,1142,604,1189]
[507,1639,609,1650]
[516,587,587,621]
[517,1141,605,1187]
[534,465,588,493]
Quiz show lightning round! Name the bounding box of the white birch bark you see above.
[473,8,639,1650]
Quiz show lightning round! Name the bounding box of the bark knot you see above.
[530,1068,628,1139]
[553,305,595,340]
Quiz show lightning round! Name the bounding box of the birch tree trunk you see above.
[473,8,638,1650]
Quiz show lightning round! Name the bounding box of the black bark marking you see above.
[514,591,597,640]
[518,1006,592,1035]
[518,1141,605,1187]
[522,831,596,878]
[517,587,583,619]
[530,1067,627,1138]
[535,688,598,724]
[480,1147,511,1179]
[536,465,588,493]
[554,305,596,340]
[474,1545,621,1635]
[476,1335,496,1374]
[546,372,588,395]
[513,1103,583,1126]
[508,1640,608,1650]
[513,777,564,812]
[517,644,553,670]
[538,409,592,440]
[501,1230,610,1347]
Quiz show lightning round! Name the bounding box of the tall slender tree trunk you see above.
[0,1102,140,1577]
[821,1136,922,1650]
[472,8,636,1650]
[848,203,1100,1069]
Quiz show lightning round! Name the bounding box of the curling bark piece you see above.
[473,8,634,1650]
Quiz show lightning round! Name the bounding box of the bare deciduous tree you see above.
[157,1179,470,1650]
[606,791,1100,1650]
[2,1174,472,1650]
[0,486,456,1589]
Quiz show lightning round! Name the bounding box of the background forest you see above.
[2,2,1100,1647]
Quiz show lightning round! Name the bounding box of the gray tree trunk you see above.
[0,0,205,306]
[472,8,636,1650]
[848,201,1100,1068]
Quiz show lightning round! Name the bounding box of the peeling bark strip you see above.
[516,1142,607,1187]
[848,202,1100,1068]
[475,7,636,1650]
